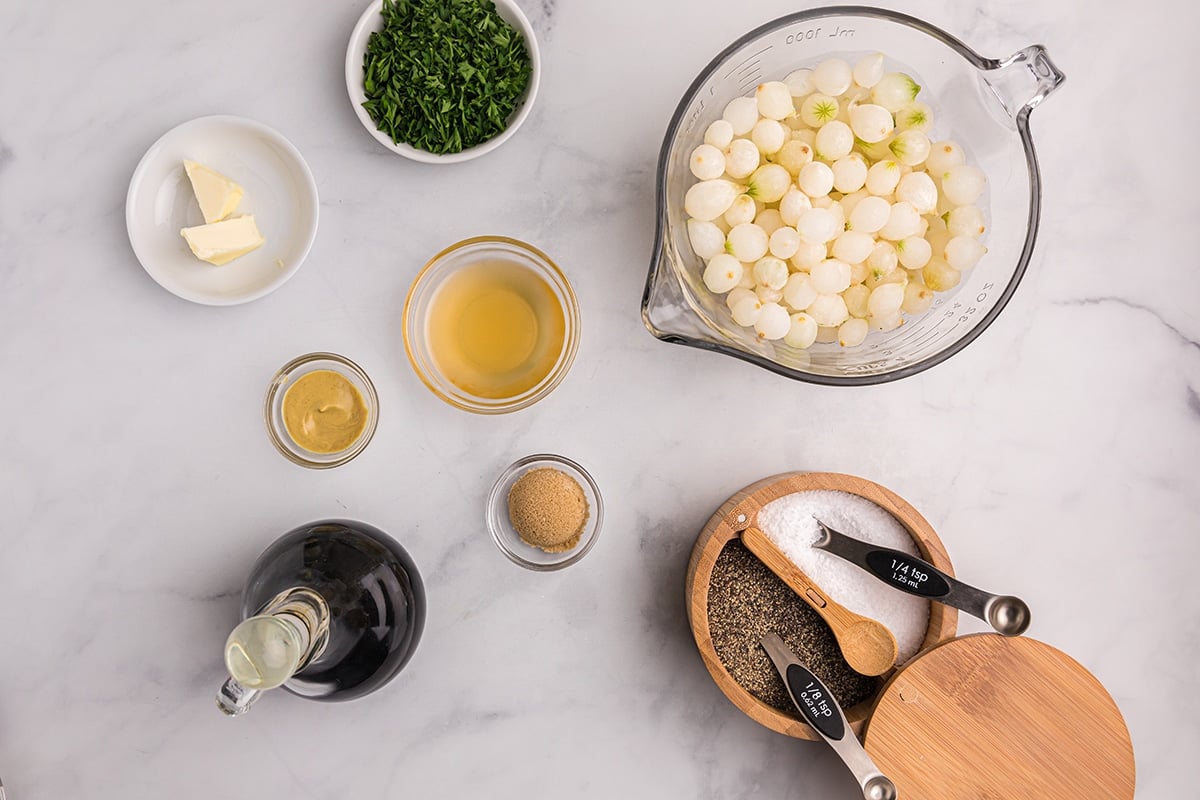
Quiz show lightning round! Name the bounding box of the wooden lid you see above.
[862,634,1135,799]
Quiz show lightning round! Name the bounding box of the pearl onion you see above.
[868,283,905,318]
[922,258,962,291]
[848,196,890,233]
[753,256,790,290]
[867,241,898,277]
[687,218,726,259]
[730,293,764,326]
[723,194,756,227]
[865,160,902,196]
[849,104,894,143]
[947,205,986,238]
[831,155,868,193]
[768,227,802,260]
[779,188,812,226]
[853,53,885,88]
[689,144,726,180]
[723,139,760,179]
[722,96,759,135]
[749,164,792,204]
[812,59,853,96]
[897,236,933,269]
[783,273,818,311]
[775,140,814,176]
[755,208,784,236]
[755,302,791,340]
[798,161,835,198]
[902,282,936,314]
[726,287,756,310]
[755,81,794,120]
[790,240,826,271]
[795,207,839,243]
[838,317,869,347]
[751,119,787,155]
[800,93,840,127]
[889,129,931,166]
[843,284,870,318]
[783,68,815,97]
[785,313,819,348]
[726,223,769,262]
[703,254,743,293]
[878,201,921,241]
[896,172,938,214]
[926,140,966,175]
[832,230,875,264]
[755,285,783,304]
[810,258,852,295]
[944,236,988,270]
[807,293,850,327]
[684,179,739,221]
[815,120,854,160]
[704,120,734,149]
[941,164,987,206]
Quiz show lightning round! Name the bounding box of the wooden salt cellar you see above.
[686,471,958,741]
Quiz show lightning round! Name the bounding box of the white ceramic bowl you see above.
[125,115,319,306]
[344,0,540,163]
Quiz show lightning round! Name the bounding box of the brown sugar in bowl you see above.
[685,471,959,741]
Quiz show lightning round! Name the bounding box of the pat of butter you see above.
[184,159,244,224]
[180,215,265,265]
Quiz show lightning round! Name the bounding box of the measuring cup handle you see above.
[985,44,1066,120]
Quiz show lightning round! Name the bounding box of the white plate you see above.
[344,0,541,164]
[126,115,319,306]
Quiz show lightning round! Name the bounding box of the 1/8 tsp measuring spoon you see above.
[761,634,898,800]
[813,519,1031,636]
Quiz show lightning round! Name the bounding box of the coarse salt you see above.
[757,490,930,663]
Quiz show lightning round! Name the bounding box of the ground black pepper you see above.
[707,539,879,713]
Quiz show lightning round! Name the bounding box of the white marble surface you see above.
[0,0,1195,796]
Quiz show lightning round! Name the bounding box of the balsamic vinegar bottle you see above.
[217,520,426,715]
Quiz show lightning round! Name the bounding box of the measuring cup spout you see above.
[985,44,1065,120]
[642,237,719,346]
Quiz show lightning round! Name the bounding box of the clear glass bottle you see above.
[217,519,426,716]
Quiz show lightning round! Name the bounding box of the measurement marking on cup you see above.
[785,26,856,45]
[738,73,763,92]
[722,45,773,80]
[736,60,762,79]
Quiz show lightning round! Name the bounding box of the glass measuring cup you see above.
[642,8,1064,385]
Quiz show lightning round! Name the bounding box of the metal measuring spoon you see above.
[761,634,898,800]
[813,519,1031,636]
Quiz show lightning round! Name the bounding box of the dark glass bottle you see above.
[217,520,425,715]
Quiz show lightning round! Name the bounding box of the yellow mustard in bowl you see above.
[281,369,369,454]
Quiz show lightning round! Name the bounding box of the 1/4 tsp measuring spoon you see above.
[760,634,897,800]
[813,519,1031,636]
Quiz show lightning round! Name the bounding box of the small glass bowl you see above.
[486,454,604,571]
[403,236,580,414]
[264,352,379,469]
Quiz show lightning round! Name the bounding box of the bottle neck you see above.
[216,587,330,717]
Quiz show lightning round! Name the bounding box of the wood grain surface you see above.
[863,634,1135,799]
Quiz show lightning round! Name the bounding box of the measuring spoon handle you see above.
[742,526,897,674]
[761,634,897,800]
[813,520,1030,635]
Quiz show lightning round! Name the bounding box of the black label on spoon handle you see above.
[864,548,951,598]
[785,663,845,742]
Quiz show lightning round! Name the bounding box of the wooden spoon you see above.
[742,526,898,677]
